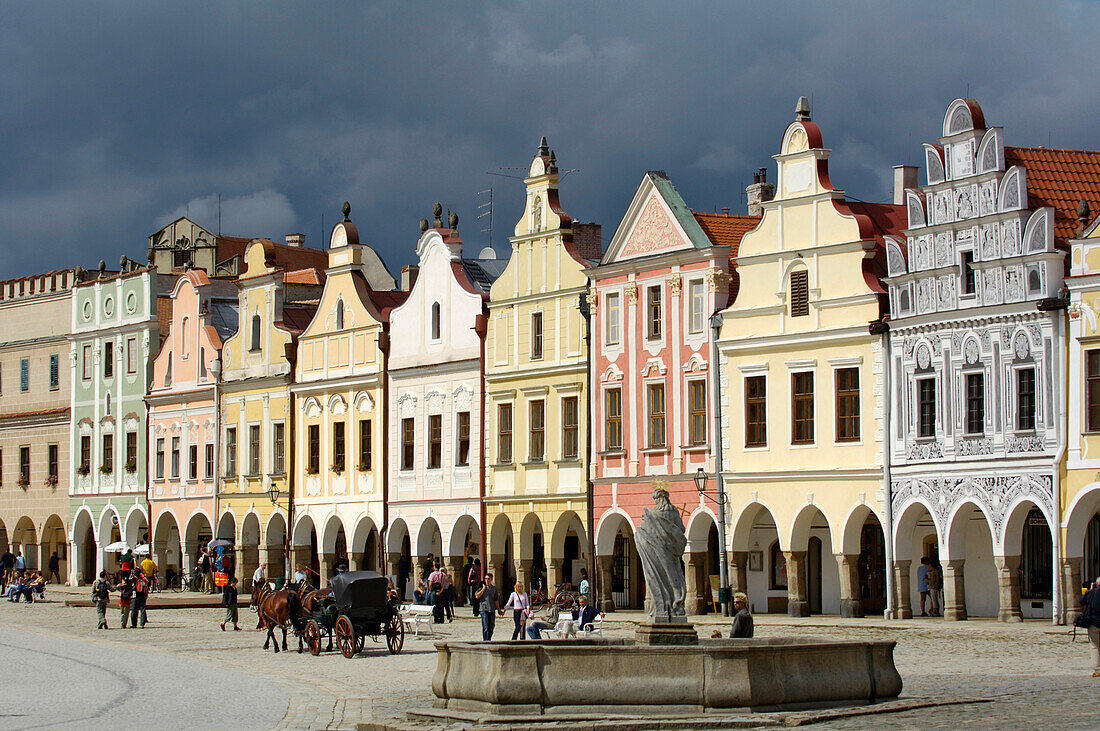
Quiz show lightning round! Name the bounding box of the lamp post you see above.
[695,467,731,616]
[268,485,280,506]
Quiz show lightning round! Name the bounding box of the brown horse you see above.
[250,582,303,653]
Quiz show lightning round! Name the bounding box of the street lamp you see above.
[693,466,731,616]
[694,467,708,495]
[268,485,280,505]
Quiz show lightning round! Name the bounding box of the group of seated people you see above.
[4,570,46,602]
[524,594,603,639]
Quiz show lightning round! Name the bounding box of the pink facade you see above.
[589,171,757,611]
[147,270,239,578]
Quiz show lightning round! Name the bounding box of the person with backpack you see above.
[118,571,134,628]
[131,568,150,628]
[221,577,240,631]
[1081,577,1100,677]
[91,571,113,629]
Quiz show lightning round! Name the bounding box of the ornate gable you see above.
[602,172,711,265]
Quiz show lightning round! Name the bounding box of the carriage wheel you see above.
[335,615,356,658]
[354,634,364,654]
[305,619,322,656]
[386,612,405,655]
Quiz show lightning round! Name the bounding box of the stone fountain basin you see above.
[432,636,902,715]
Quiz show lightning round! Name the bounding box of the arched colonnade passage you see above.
[480,510,587,607]
[385,513,480,603]
[1064,484,1100,623]
[68,505,145,584]
[289,513,384,589]
[6,514,67,579]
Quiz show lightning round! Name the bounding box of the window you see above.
[358,419,371,471]
[498,405,513,464]
[199,347,207,379]
[1017,368,1036,431]
[791,372,814,444]
[126,432,137,471]
[401,418,415,470]
[82,344,92,380]
[647,286,662,338]
[20,358,29,391]
[562,397,579,460]
[769,540,788,590]
[606,388,623,451]
[225,427,237,476]
[918,378,936,438]
[180,318,190,359]
[431,302,440,340]
[19,446,29,483]
[164,354,172,386]
[333,421,345,471]
[102,433,113,473]
[428,415,442,469]
[205,443,214,479]
[250,314,261,352]
[127,337,137,374]
[155,438,164,479]
[961,251,976,296]
[688,279,705,334]
[689,380,707,446]
[336,300,345,331]
[173,249,192,268]
[48,444,58,478]
[965,372,985,435]
[81,435,91,472]
[104,340,113,378]
[456,412,470,466]
[745,376,767,447]
[308,424,320,473]
[531,312,543,359]
[605,292,621,345]
[529,400,545,462]
[1088,351,1100,432]
[647,384,666,448]
[49,354,59,390]
[835,367,860,442]
[789,270,809,318]
[188,444,198,480]
[273,423,285,473]
[170,436,180,478]
[249,424,261,475]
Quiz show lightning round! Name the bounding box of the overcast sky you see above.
[2,1,1097,279]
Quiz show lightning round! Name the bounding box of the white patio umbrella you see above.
[132,544,151,556]
[104,541,131,553]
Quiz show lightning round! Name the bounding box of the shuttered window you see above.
[498,405,513,464]
[790,270,809,318]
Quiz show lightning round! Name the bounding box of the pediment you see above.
[614,192,693,262]
[602,172,710,265]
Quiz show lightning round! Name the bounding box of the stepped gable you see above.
[1005,146,1100,249]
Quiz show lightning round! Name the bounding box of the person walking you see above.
[501,581,530,641]
[48,553,61,584]
[131,568,150,628]
[927,561,943,617]
[730,592,754,638]
[1081,577,1100,677]
[0,548,13,590]
[916,556,932,616]
[441,566,455,622]
[467,559,483,616]
[222,577,241,631]
[578,567,590,599]
[118,571,134,628]
[476,573,499,641]
[200,549,213,594]
[91,571,112,630]
[13,550,25,574]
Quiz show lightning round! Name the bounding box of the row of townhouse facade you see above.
[0,96,1098,625]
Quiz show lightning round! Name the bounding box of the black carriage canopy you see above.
[329,571,390,617]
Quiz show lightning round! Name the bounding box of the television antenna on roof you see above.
[477,188,493,251]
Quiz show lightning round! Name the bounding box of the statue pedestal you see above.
[635,622,699,646]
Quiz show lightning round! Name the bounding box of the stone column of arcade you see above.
[943,559,968,620]
[235,546,248,591]
[38,542,52,580]
[596,554,615,612]
[995,555,1023,622]
[730,551,748,597]
[1062,557,1083,625]
[783,550,810,617]
[69,540,81,586]
[684,552,707,615]
[548,557,565,591]
[893,559,913,619]
[489,553,507,593]
[513,558,533,595]
[320,552,337,585]
[446,556,465,606]
[837,554,864,618]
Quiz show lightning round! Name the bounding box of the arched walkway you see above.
[184,512,213,588]
[291,515,319,585]
[944,501,997,620]
[730,503,783,615]
[518,513,545,595]
[1065,485,1100,621]
[488,513,515,601]
[266,512,287,581]
[893,499,940,619]
[685,509,719,614]
[840,505,887,617]
[416,517,442,565]
[1001,499,1054,620]
[240,512,261,592]
[595,512,640,611]
[40,514,67,583]
[320,515,348,584]
[124,508,148,550]
[788,505,838,615]
[446,514,480,606]
[350,516,379,573]
[97,508,121,574]
[549,511,587,591]
[153,511,182,588]
[386,518,412,600]
[71,509,97,585]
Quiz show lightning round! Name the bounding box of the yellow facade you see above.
[291,213,395,586]
[484,141,591,594]
[716,115,893,617]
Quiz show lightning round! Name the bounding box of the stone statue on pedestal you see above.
[635,487,688,624]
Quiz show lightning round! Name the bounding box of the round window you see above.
[82,300,91,320]
[126,292,137,313]
[104,297,114,317]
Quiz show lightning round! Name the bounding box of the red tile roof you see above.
[367,291,409,320]
[691,211,761,307]
[279,305,318,334]
[1005,146,1100,249]
[283,268,324,285]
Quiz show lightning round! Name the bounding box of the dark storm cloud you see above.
[1,1,1098,278]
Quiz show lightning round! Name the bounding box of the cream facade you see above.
[717,103,901,617]
[291,206,401,586]
[484,140,598,597]
[386,219,502,599]
[219,239,326,589]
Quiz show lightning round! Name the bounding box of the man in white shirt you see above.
[252,562,267,591]
[292,564,308,586]
[578,568,590,599]
[13,551,25,572]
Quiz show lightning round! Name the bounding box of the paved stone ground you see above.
[1,587,1096,729]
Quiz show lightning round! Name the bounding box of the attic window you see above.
[174,250,192,269]
[789,270,809,318]
[250,314,261,352]
[165,354,172,387]
[336,299,345,331]
[431,303,441,340]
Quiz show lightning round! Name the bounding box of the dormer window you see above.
[250,314,261,352]
[431,302,441,340]
[336,300,344,331]
[790,270,809,317]
[165,354,172,387]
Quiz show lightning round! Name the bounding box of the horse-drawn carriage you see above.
[301,571,404,658]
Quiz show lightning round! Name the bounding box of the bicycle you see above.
[530,578,577,611]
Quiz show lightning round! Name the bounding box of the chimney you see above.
[285,233,306,247]
[571,222,603,261]
[746,167,775,216]
[401,264,419,291]
[893,166,918,205]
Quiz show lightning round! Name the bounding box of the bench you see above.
[581,614,603,637]
[400,604,436,637]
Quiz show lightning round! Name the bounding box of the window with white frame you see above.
[605,292,621,345]
[688,279,705,334]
